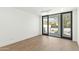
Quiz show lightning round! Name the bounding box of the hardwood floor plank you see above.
[0,35,79,51]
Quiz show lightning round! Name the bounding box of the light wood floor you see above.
[0,35,79,51]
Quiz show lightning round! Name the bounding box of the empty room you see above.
[0,7,79,51]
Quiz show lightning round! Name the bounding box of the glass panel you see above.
[49,14,61,37]
[43,17,48,34]
[62,13,71,38]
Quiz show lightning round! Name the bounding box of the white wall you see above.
[0,8,39,47]
[0,7,78,47]
[77,8,79,46]
[39,16,42,35]
[72,9,77,41]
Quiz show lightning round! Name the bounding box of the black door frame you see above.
[61,11,72,40]
[42,15,49,35]
[42,11,72,40]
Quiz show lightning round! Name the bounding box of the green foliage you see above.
[49,22,58,28]
[63,16,70,28]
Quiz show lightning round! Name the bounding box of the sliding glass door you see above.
[42,11,72,40]
[61,12,72,39]
[42,16,48,35]
[49,14,61,37]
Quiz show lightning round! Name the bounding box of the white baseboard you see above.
[0,34,39,47]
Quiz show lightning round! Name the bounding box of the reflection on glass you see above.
[62,13,71,37]
[43,17,47,34]
[49,14,60,37]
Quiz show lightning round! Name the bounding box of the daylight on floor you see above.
[0,7,79,51]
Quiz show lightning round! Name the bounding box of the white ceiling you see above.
[16,7,77,15]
